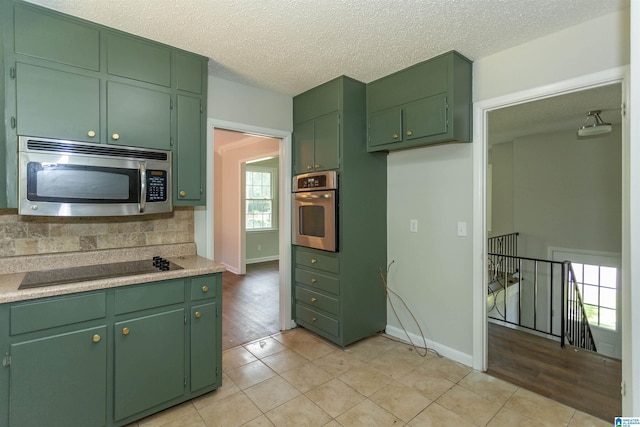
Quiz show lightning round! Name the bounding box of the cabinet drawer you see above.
[115,279,184,315]
[295,248,339,274]
[295,286,338,315]
[10,292,106,335]
[296,304,339,338]
[295,268,339,295]
[190,275,217,301]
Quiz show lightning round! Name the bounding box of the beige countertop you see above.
[0,243,225,304]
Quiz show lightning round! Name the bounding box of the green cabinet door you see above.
[368,107,403,148]
[9,325,107,427]
[114,309,185,421]
[107,81,171,150]
[404,94,448,140]
[107,34,171,87]
[293,120,314,175]
[190,302,218,392]
[16,62,100,142]
[313,112,340,171]
[176,54,203,94]
[175,94,204,204]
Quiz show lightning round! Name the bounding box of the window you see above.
[245,166,277,231]
[570,262,617,330]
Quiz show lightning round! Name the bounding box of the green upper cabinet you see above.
[107,34,171,87]
[16,62,101,142]
[366,50,472,152]
[293,78,344,175]
[2,0,209,207]
[106,81,171,149]
[13,4,100,71]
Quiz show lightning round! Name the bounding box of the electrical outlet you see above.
[457,221,467,237]
[257,244,261,251]
[410,219,418,233]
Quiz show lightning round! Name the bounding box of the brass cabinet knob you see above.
[122,327,130,335]
[314,164,320,169]
[87,130,96,138]
[112,133,120,140]
[310,297,317,303]
[406,130,413,137]
[92,334,101,343]
[195,311,202,319]
[179,190,186,197]
[311,278,317,284]
[392,133,399,139]
[310,259,317,264]
[202,285,209,293]
[311,317,317,322]
[306,165,313,170]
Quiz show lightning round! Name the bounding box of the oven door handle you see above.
[139,162,147,213]
[294,192,333,200]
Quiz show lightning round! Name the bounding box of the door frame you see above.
[471,66,630,404]
[194,118,295,331]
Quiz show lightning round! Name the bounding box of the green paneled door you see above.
[176,94,203,203]
[16,63,100,142]
[9,326,107,427]
[113,309,185,421]
[176,54,203,94]
[190,302,217,392]
[293,120,315,174]
[107,81,171,150]
[313,112,340,171]
[404,94,448,140]
[368,107,403,148]
[107,34,171,87]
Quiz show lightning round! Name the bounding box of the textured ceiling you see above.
[22,0,628,96]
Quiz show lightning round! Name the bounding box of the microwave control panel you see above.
[293,171,337,192]
[147,170,168,201]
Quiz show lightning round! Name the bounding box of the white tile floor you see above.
[129,328,610,427]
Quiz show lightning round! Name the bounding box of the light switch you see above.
[457,221,467,237]
[410,219,418,233]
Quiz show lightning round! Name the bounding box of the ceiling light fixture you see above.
[577,110,612,136]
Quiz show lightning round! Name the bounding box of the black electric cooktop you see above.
[19,257,183,289]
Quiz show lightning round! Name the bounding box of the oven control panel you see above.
[293,171,337,192]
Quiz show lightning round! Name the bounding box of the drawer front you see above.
[115,279,184,315]
[295,304,339,338]
[295,248,339,274]
[295,286,338,315]
[10,292,106,335]
[295,268,339,295]
[190,275,218,301]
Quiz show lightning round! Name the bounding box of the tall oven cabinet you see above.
[292,76,387,347]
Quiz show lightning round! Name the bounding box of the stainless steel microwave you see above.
[18,136,172,216]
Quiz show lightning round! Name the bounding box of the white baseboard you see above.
[385,325,473,367]
[222,263,241,275]
[247,255,279,264]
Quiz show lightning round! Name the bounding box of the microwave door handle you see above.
[139,162,146,213]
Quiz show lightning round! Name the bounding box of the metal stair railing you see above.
[564,262,598,352]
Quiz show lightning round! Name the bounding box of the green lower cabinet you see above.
[9,325,107,427]
[190,302,218,392]
[113,309,185,422]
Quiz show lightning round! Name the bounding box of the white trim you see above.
[385,325,473,367]
[472,67,630,392]
[195,118,294,332]
[247,255,280,264]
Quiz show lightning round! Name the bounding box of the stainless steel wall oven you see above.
[292,171,338,252]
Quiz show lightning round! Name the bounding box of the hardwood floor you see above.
[487,321,621,421]
[222,260,280,350]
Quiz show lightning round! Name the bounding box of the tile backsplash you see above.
[0,207,194,257]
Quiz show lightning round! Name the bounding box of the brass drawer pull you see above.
[179,190,186,197]
[311,317,317,322]
[112,133,120,140]
[311,278,317,284]
[92,334,101,343]
[122,327,130,336]
[87,130,96,138]
[314,164,320,169]
[310,297,317,303]
[307,165,313,170]
[406,130,413,136]
[195,311,202,319]
[202,285,209,293]
[392,133,399,139]
[310,259,317,264]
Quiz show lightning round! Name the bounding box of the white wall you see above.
[386,3,631,387]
